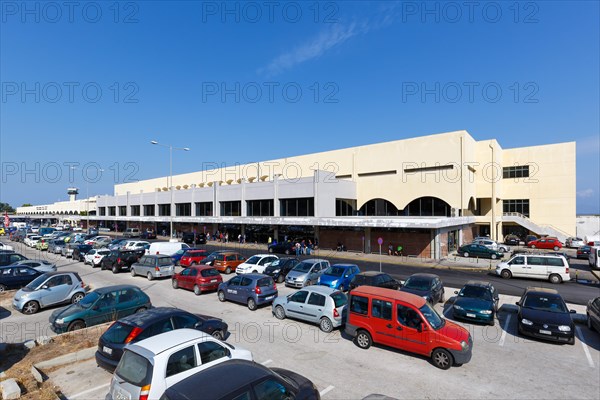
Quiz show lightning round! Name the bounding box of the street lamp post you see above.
[151,141,190,240]
[71,166,103,232]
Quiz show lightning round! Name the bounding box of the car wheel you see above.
[130,268,136,277]
[491,254,497,260]
[549,274,562,284]
[172,279,179,289]
[218,290,226,302]
[23,301,40,315]
[247,298,257,311]
[355,330,372,349]
[277,275,284,283]
[68,320,86,331]
[463,252,469,258]
[211,330,224,340]
[0,284,6,293]
[194,285,202,296]
[147,272,153,281]
[304,280,312,287]
[587,314,594,331]
[440,292,445,303]
[135,307,147,313]
[500,269,512,279]
[71,292,84,304]
[190,262,196,266]
[319,317,333,333]
[531,245,536,249]
[225,267,232,274]
[100,262,105,270]
[568,336,575,345]
[553,246,559,251]
[112,265,119,274]
[432,348,453,370]
[274,305,286,320]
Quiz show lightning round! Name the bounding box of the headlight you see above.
[460,340,469,351]
[480,310,492,315]
[453,305,463,310]
[273,269,280,274]
[330,280,338,286]
[558,325,571,332]
[55,318,65,324]
[521,318,533,326]
[317,278,321,283]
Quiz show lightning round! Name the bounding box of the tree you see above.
[0,202,15,213]
[21,203,32,207]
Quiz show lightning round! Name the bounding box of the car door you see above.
[164,345,199,389]
[508,255,527,277]
[178,268,191,289]
[590,298,600,331]
[286,290,309,319]
[42,274,73,306]
[226,276,242,302]
[394,303,430,356]
[370,297,395,347]
[87,291,118,326]
[115,288,142,318]
[13,267,38,287]
[304,292,327,322]
[188,268,199,289]
[526,256,547,279]
[307,262,321,283]
[430,278,442,303]
[238,277,253,301]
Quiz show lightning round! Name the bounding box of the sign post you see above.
[377,237,383,272]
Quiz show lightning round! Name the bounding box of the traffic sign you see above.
[377,237,383,245]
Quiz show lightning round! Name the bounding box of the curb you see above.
[34,347,97,370]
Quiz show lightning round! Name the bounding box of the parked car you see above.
[268,241,296,255]
[72,244,93,262]
[345,286,472,369]
[140,229,157,239]
[457,243,504,259]
[349,271,401,291]
[452,281,498,326]
[13,271,86,314]
[9,259,56,273]
[273,286,347,332]
[106,329,253,400]
[586,297,600,332]
[472,239,510,253]
[0,265,41,292]
[516,287,575,345]
[263,257,301,283]
[576,245,592,259]
[124,240,150,252]
[130,254,175,280]
[179,249,209,267]
[590,246,600,270]
[400,273,445,304]
[528,237,563,251]
[201,251,246,274]
[317,264,361,292]
[35,238,50,251]
[84,248,111,267]
[236,254,278,275]
[172,265,222,295]
[504,234,521,246]
[25,235,42,248]
[101,249,141,273]
[94,237,113,249]
[496,254,570,284]
[85,235,111,245]
[525,235,538,245]
[285,259,330,288]
[182,232,207,245]
[123,228,141,238]
[107,238,128,250]
[49,285,151,333]
[61,242,80,258]
[0,242,14,251]
[565,237,585,248]
[160,359,321,400]
[218,274,278,310]
[95,307,229,371]
[148,242,190,256]
[171,248,188,266]
[48,239,66,254]
[0,252,27,267]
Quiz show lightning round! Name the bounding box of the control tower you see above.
[68,188,79,202]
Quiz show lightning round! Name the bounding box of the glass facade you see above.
[336,198,357,216]
[247,199,274,217]
[158,204,171,216]
[503,199,530,217]
[130,205,140,216]
[195,202,213,216]
[503,165,530,179]
[176,203,191,216]
[280,198,314,217]
[143,204,155,216]
[118,206,127,216]
[221,201,241,216]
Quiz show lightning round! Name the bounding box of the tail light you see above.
[566,266,569,274]
[80,281,85,288]
[273,283,277,290]
[125,327,143,343]
[155,266,160,271]
[117,258,121,264]
[139,384,151,400]
[255,286,262,294]
[333,308,340,318]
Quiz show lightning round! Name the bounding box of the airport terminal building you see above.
[17,130,576,258]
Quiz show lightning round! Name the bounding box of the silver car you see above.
[130,255,175,280]
[285,259,330,288]
[272,286,347,332]
[10,260,57,273]
[13,271,86,314]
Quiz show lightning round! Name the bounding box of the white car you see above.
[107,329,253,400]
[565,237,585,248]
[27,235,42,248]
[472,239,510,253]
[23,234,39,247]
[84,235,111,245]
[124,240,150,251]
[0,243,14,251]
[84,248,111,267]
[236,254,279,274]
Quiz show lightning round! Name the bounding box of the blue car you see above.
[317,264,360,292]
[171,249,187,266]
[217,274,278,311]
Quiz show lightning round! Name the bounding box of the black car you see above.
[95,307,228,371]
[100,250,141,273]
[263,257,301,283]
[0,252,28,267]
[400,273,445,304]
[268,241,296,255]
[72,244,93,262]
[349,271,401,291]
[161,359,320,400]
[577,246,592,259]
[0,265,41,292]
[140,230,157,239]
[516,287,575,345]
[525,235,538,246]
[504,235,521,246]
[587,297,600,332]
[182,232,207,246]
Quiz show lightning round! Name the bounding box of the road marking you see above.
[261,359,273,365]
[70,382,111,399]
[575,326,595,368]
[499,314,511,347]
[320,385,335,397]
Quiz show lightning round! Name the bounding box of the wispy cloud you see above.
[576,135,600,155]
[577,188,595,198]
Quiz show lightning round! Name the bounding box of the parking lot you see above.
[1,240,600,399]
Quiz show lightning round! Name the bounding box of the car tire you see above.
[568,336,575,345]
[23,301,40,315]
[172,279,179,289]
[432,348,453,370]
[130,268,136,277]
[440,292,445,303]
[112,265,119,274]
[277,275,284,283]
[463,252,469,258]
[190,262,196,266]
[135,307,147,313]
[218,290,226,302]
[0,284,6,293]
[211,330,224,340]
[587,314,594,331]
[549,274,562,284]
[100,262,105,270]
[319,317,333,333]
[194,285,202,296]
[500,269,512,279]
[68,320,86,331]
[491,254,497,260]
[274,305,286,320]
[147,272,153,281]
[225,267,232,274]
[305,280,312,287]
[531,245,536,249]
[355,330,372,349]
[247,298,257,311]
[553,246,559,251]
[71,292,84,304]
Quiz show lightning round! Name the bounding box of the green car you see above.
[457,243,504,259]
[452,281,499,326]
[36,239,49,251]
[49,285,152,333]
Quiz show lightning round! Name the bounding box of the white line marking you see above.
[499,314,511,347]
[261,359,273,365]
[320,385,335,397]
[576,326,595,368]
[70,382,111,399]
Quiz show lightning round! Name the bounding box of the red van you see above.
[345,286,472,369]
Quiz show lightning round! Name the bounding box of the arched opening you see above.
[358,199,400,216]
[404,196,451,217]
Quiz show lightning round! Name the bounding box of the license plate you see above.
[265,296,274,300]
[115,390,131,400]
[210,279,217,283]
[103,346,113,355]
[539,329,551,335]
[466,313,476,318]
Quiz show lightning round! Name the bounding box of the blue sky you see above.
[1,1,598,213]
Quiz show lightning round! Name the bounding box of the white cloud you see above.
[577,188,594,198]
[576,135,600,155]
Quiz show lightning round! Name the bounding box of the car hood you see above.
[319,274,341,284]
[400,287,430,298]
[520,307,573,325]
[50,303,86,321]
[454,297,493,311]
[237,262,256,269]
[286,270,308,280]
[437,320,470,343]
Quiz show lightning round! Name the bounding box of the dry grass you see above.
[0,323,110,400]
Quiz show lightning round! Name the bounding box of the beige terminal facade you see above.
[18,130,576,258]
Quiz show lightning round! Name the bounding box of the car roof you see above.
[189,265,215,271]
[210,251,240,255]
[299,258,327,264]
[358,271,387,277]
[331,263,358,269]
[94,284,139,294]
[464,280,492,288]
[351,286,426,307]
[524,287,560,295]
[248,254,273,258]
[38,271,75,277]
[239,273,270,280]
[128,328,212,357]
[117,307,191,328]
[302,285,339,295]
[144,254,171,258]
[407,273,439,280]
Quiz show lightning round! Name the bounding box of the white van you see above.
[148,241,190,256]
[496,254,570,284]
[123,228,140,238]
[589,246,600,270]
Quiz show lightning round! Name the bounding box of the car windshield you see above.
[403,277,431,291]
[257,277,274,287]
[293,261,314,273]
[330,291,347,308]
[246,256,261,265]
[25,274,48,289]
[419,303,444,330]
[459,286,492,301]
[78,292,100,308]
[324,266,345,277]
[157,257,172,266]
[269,259,282,267]
[523,295,568,313]
[200,268,220,277]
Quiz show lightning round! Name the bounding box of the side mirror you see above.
[194,322,203,329]
[454,291,458,295]
[42,285,49,290]
[515,301,520,306]
[570,310,576,314]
